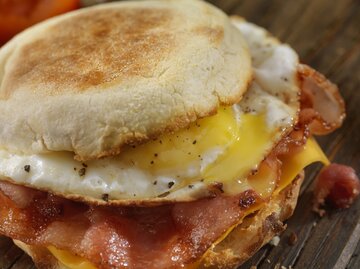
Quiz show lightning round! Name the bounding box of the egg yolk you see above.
[120,107,274,193]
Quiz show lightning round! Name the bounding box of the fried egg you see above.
[0,19,299,204]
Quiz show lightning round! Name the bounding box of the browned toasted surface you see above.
[1,7,175,99]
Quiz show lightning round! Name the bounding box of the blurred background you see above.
[0,0,113,45]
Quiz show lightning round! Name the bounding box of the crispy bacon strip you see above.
[0,181,262,269]
[298,65,359,214]
[298,64,346,135]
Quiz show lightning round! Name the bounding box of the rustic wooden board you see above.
[1,0,359,268]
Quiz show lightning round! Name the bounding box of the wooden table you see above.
[1,0,359,268]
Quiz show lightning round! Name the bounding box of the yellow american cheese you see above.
[276,137,329,193]
[206,137,329,252]
[48,246,97,269]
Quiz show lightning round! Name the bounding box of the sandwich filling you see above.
[0,114,332,269]
[0,18,345,269]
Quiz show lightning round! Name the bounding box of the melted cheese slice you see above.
[46,137,329,269]
[48,246,97,269]
[207,137,329,249]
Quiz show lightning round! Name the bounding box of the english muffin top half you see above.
[0,0,252,161]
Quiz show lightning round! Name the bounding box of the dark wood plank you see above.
[0,237,16,268]
[347,236,360,269]
[0,238,24,269]
[10,254,37,269]
[2,0,360,268]
[207,0,241,13]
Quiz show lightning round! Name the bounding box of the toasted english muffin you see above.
[0,0,251,162]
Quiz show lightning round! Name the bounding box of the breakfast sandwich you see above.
[0,0,351,268]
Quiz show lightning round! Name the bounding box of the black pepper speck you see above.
[24,165,31,173]
[101,194,109,202]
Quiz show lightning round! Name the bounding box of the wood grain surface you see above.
[1,0,359,268]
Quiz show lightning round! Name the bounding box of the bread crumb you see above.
[266,259,271,263]
[277,265,293,269]
[269,235,280,246]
